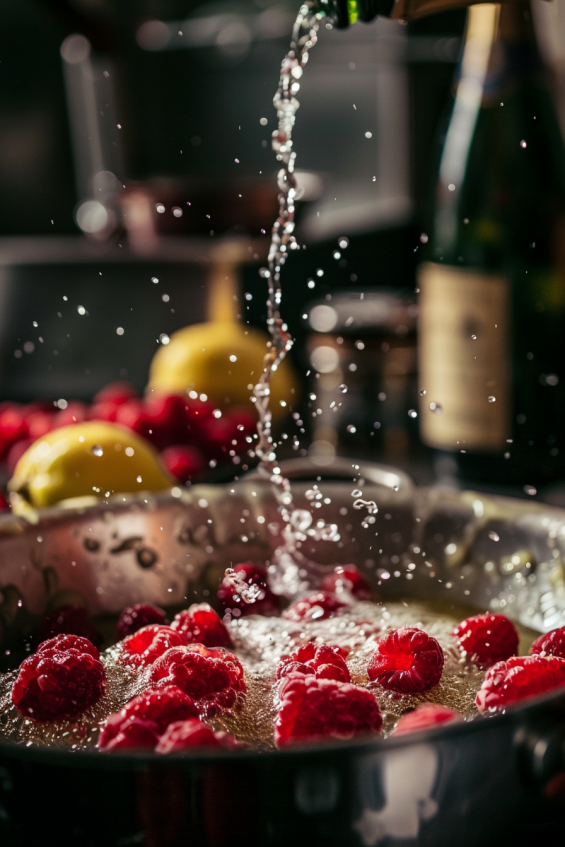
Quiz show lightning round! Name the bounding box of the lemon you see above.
[147,321,297,420]
[9,421,173,514]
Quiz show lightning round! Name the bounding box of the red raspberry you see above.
[0,489,10,511]
[37,634,99,660]
[53,401,88,428]
[35,604,102,647]
[276,643,351,683]
[118,625,185,668]
[26,410,55,440]
[476,655,565,713]
[217,563,280,617]
[393,704,461,735]
[453,613,519,668]
[321,565,372,601]
[160,445,206,483]
[144,394,191,450]
[283,591,348,623]
[148,645,246,717]
[199,416,238,460]
[367,628,444,694]
[117,604,168,640]
[0,403,27,457]
[7,439,33,476]
[171,604,232,648]
[12,647,106,721]
[99,685,198,750]
[155,719,239,753]
[531,627,565,659]
[94,382,138,406]
[275,675,382,748]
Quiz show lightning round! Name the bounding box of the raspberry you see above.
[37,634,99,660]
[12,648,105,721]
[7,439,33,476]
[476,655,565,713]
[275,675,382,748]
[276,643,351,683]
[118,625,185,668]
[155,719,239,753]
[367,628,444,694]
[99,685,198,750]
[217,563,280,617]
[393,704,461,735]
[282,591,348,623]
[53,401,88,428]
[321,565,372,601]
[94,382,138,406]
[117,604,168,640]
[531,627,565,659]
[171,604,232,648]
[148,645,246,717]
[35,604,102,647]
[453,613,519,668]
[161,445,205,483]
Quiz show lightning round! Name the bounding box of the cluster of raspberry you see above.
[9,562,565,752]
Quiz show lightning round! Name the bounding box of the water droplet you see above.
[290,509,312,531]
[347,425,356,433]
[408,409,417,418]
[338,384,348,393]
[77,305,86,316]
[488,396,496,403]
[520,140,527,149]
[92,445,103,457]
[116,326,125,336]
[488,531,499,542]
[159,333,170,345]
[419,389,426,396]
[338,237,349,249]
[523,485,537,496]
[429,402,443,414]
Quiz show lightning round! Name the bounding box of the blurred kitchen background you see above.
[1,0,565,480]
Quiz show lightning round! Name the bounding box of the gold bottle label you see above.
[418,262,510,451]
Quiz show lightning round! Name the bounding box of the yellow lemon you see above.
[9,421,173,513]
[147,321,297,421]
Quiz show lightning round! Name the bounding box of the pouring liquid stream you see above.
[250,2,368,597]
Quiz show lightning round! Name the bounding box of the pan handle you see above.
[244,455,415,494]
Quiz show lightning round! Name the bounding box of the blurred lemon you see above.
[9,421,173,514]
[147,321,297,421]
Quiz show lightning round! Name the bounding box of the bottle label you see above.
[418,262,510,452]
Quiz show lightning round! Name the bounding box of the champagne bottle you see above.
[326,0,523,27]
[418,1,565,486]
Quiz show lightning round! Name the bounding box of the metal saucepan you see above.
[1,460,565,846]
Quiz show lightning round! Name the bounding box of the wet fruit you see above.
[476,654,565,712]
[99,685,198,750]
[530,627,565,659]
[217,563,280,617]
[35,604,102,647]
[276,643,351,683]
[393,704,461,735]
[282,591,348,622]
[118,625,185,668]
[453,613,519,668]
[367,628,444,694]
[171,604,232,648]
[117,604,168,640]
[275,675,382,748]
[9,421,173,512]
[321,565,372,600]
[155,719,239,753]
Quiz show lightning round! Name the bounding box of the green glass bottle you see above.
[418,1,565,486]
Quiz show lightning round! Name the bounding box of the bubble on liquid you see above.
[91,445,103,457]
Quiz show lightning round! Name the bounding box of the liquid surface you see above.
[0,599,535,751]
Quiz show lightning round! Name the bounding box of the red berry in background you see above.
[148,644,246,717]
[275,675,382,748]
[117,604,168,640]
[283,591,348,623]
[200,415,238,459]
[0,489,10,511]
[476,655,565,713]
[0,404,27,457]
[53,401,88,428]
[531,627,565,659]
[276,643,351,683]
[12,646,106,722]
[161,445,206,484]
[118,624,184,668]
[453,613,519,668]
[25,410,55,440]
[144,394,190,450]
[7,439,33,476]
[393,704,461,735]
[94,382,138,406]
[217,563,280,617]
[37,634,99,660]
[99,685,198,750]
[183,397,214,440]
[88,401,120,423]
[155,719,239,753]
[321,565,372,601]
[171,604,232,648]
[35,604,102,647]
[116,399,152,442]
[368,628,444,694]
